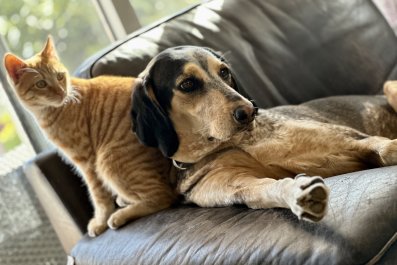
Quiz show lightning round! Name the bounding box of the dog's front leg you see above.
[187,173,328,222]
[180,150,329,222]
[275,174,329,222]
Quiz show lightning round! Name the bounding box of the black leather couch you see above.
[29,0,397,264]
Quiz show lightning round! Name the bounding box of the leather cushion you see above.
[71,166,397,265]
[75,0,397,108]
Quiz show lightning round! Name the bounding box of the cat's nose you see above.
[57,89,67,97]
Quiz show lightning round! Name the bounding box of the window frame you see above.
[0,35,50,154]
[93,0,141,41]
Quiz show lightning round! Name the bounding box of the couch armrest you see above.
[23,149,93,253]
[70,166,397,265]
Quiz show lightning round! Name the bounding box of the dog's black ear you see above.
[131,78,179,157]
[203,47,226,62]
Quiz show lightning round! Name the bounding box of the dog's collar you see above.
[172,159,188,170]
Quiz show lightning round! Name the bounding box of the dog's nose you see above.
[233,104,256,124]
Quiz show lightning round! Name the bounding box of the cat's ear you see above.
[3,53,27,85]
[40,35,58,59]
[131,78,179,157]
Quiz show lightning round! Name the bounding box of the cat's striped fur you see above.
[3,37,176,237]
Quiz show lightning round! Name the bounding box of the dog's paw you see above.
[289,174,329,222]
[87,217,108,237]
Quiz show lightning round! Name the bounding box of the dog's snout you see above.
[233,105,256,124]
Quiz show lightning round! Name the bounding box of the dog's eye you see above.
[179,78,197,92]
[219,67,230,80]
[36,80,47,88]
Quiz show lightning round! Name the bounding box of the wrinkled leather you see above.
[68,0,397,264]
[71,167,397,265]
[75,0,397,108]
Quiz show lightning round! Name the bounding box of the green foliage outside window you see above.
[0,0,109,71]
[0,112,21,153]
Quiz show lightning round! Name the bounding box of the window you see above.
[374,0,397,35]
[1,0,112,162]
[1,0,111,71]
[0,0,112,263]
[130,0,201,26]
[95,0,203,40]
[0,91,21,156]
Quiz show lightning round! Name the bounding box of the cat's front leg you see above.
[106,184,176,229]
[83,167,115,237]
[116,196,129,207]
[87,203,114,237]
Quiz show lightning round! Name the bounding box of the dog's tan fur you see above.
[132,46,397,221]
[175,98,397,220]
[169,59,253,162]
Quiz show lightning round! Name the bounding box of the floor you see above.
[0,167,66,265]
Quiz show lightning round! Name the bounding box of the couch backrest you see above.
[75,0,397,108]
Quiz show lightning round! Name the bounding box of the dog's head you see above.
[131,46,257,162]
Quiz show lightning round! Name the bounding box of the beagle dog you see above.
[131,46,397,222]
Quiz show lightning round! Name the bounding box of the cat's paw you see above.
[289,174,329,222]
[107,209,129,229]
[115,196,129,207]
[87,217,108,237]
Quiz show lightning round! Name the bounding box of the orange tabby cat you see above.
[3,37,176,237]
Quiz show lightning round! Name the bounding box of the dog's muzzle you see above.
[233,100,258,125]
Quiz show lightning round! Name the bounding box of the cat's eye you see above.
[219,67,230,80]
[57,72,65,81]
[36,80,47,88]
[179,78,201,93]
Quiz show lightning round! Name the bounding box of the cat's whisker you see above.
[63,86,81,105]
